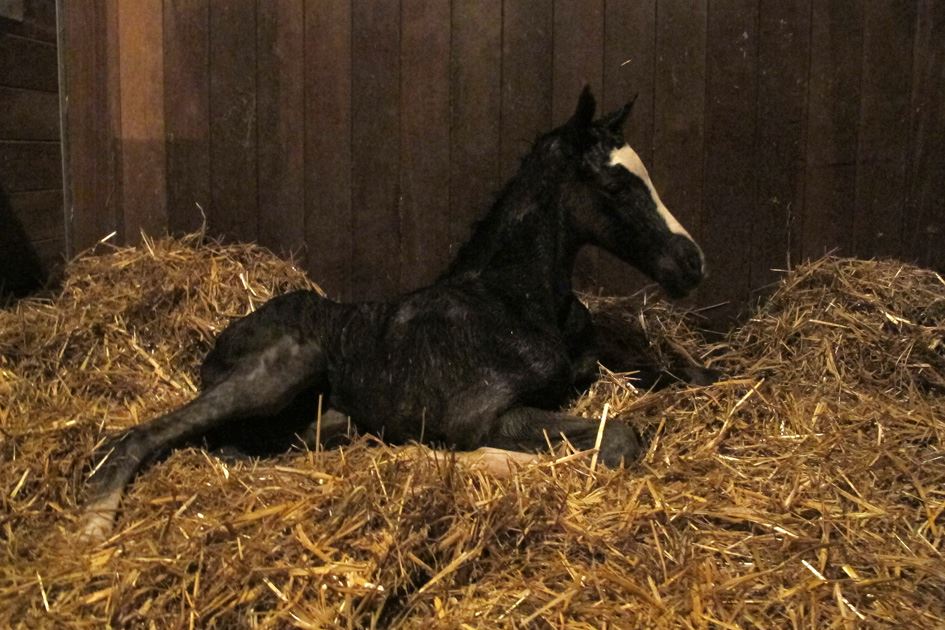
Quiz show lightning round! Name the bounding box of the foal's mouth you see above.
[660,272,704,299]
[655,238,706,299]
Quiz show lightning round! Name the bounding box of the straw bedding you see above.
[1,234,943,627]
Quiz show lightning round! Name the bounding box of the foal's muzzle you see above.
[655,234,705,299]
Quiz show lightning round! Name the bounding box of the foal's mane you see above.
[443,133,578,279]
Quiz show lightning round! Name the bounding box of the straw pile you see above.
[1,236,943,627]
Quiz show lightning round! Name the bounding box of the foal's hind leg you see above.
[80,335,326,542]
[483,406,643,468]
[195,291,346,456]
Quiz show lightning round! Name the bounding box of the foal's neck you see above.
[445,161,581,311]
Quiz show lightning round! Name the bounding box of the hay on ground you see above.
[1,234,943,627]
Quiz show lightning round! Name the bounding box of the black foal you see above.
[81,87,708,541]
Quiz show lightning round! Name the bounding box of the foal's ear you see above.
[567,85,597,130]
[599,94,637,133]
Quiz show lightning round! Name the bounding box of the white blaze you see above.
[608,144,694,241]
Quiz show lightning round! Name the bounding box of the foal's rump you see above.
[200,290,331,387]
[191,291,346,455]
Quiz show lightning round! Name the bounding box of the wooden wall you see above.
[59,0,945,319]
[0,0,62,298]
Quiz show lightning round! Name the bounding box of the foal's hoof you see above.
[78,500,118,544]
[598,422,643,468]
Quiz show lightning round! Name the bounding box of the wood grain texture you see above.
[906,0,945,271]
[400,0,451,290]
[600,0,657,295]
[116,0,166,243]
[449,0,502,260]
[653,0,707,300]
[351,0,401,300]
[701,0,759,323]
[553,0,604,292]
[753,0,811,292]
[552,0,603,125]
[209,0,257,243]
[803,1,863,261]
[163,0,210,234]
[603,0,656,161]
[103,0,124,245]
[257,0,304,258]
[53,0,945,307]
[854,0,917,260]
[60,0,121,252]
[500,0,552,181]
[304,0,351,299]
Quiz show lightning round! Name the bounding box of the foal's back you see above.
[325,277,574,447]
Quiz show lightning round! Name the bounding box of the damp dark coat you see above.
[80,87,710,540]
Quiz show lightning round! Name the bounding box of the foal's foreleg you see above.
[484,406,642,468]
[80,336,325,542]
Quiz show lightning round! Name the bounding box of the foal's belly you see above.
[328,311,574,446]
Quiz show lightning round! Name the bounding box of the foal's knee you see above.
[597,422,643,468]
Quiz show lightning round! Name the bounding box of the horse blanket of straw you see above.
[1,235,944,627]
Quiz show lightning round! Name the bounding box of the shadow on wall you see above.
[0,186,47,304]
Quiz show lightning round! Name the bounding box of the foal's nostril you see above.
[686,248,704,277]
[657,236,707,298]
[673,237,704,278]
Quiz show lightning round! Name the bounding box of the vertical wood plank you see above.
[164,0,210,235]
[208,0,257,243]
[553,0,604,291]
[351,0,400,300]
[652,0,706,293]
[116,0,166,243]
[103,0,123,242]
[304,0,351,298]
[802,1,863,261]
[450,1,502,260]
[600,0,657,295]
[257,0,305,257]
[854,1,916,261]
[700,0,759,323]
[603,0,656,163]
[400,0,451,289]
[60,0,122,253]
[552,0,603,124]
[906,0,945,271]
[500,0,552,181]
[753,0,811,293]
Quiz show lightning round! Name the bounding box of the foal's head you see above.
[539,87,705,298]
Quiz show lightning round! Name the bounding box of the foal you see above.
[81,87,705,541]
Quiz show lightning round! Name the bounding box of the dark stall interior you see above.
[0,0,62,300]
[2,1,943,320]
